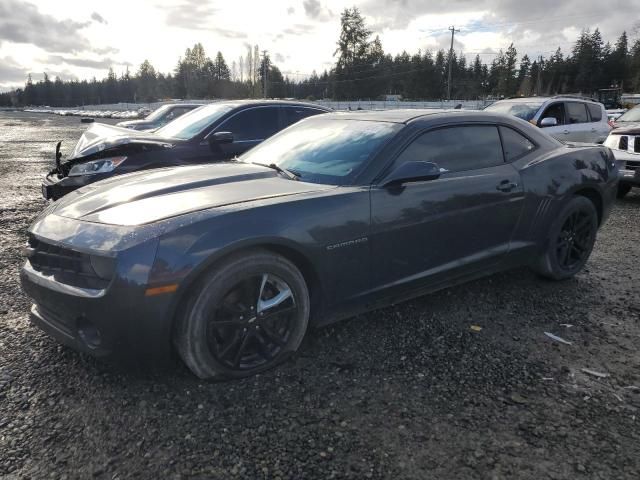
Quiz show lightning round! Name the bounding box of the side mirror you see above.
[382,161,441,187]
[539,117,558,127]
[208,131,234,146]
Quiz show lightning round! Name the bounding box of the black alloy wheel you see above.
[207,274,297,371]
[555,210,596,271]
[175,250,310,379]
[535,195,598,280]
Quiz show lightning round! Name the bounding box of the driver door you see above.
[208,106,281,160]
[369,124,525,294]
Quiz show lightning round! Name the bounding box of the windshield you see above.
[485,101,543,121]
[616,105,640,122]
[239,117,401,185]
[145,105,172,121]
[155,103,234,140]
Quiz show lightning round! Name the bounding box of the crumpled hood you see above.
[115,120,157,130]
[69,122,174,160]
[51,162,333,226]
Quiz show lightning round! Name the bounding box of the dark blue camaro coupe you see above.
[21,110,618,379]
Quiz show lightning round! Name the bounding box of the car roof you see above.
[205,99,332,111]
[494,96,601,105]
[326,108,523,124]
[329,109,459,123]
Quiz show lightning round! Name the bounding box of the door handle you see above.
[496,180,518,192]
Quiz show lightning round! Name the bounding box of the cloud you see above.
[302,0,333,21]
[93,46,120,55]
[212,28,248,39]
[0,56,29,83]
[91,12,107,24]
[283,24,315,35]
[0,0,91,53]
[44,55,131,69]
[163,0,218,30]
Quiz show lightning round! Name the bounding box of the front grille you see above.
[635,137,640,153]
[627,160,640,172]
[619,136,628,150]
[27,237,111,290]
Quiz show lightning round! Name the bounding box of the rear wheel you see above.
[175,250,310,379]
[535,196,598,280]
[617,184,632,199]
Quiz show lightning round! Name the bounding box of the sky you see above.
[0,0,639,91]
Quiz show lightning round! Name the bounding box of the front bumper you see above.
[20,244,176,361]
[610,149,640,187]
[42,171,110,200]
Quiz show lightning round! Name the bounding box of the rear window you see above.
[587,103,602,122]
[566,102,589,124]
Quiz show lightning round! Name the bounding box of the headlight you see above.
[68,156,127,177]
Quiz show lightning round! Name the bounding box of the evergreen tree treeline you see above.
[2,8,640,107]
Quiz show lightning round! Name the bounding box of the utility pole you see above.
[447,26,459,101]
[261,50,268,98]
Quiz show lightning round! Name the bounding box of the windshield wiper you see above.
[251,162,299,181]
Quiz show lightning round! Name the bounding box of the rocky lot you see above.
[0,111,639,479]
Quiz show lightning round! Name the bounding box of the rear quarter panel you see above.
[511,143,617,251]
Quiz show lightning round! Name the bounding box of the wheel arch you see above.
[168,239,324,340]
[572,187,603,225]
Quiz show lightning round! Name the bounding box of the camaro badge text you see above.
[326,237,369,251]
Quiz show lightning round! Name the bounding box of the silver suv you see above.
[485,96,611,144]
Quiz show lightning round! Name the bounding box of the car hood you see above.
[68,122,174,160]
[51,162,334,226]
[115,120,156,130]
[612,122,640,135]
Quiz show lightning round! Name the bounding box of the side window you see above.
[283,107,324,128]
[395,125,504,173]
[587,103,602,122]
[566,102,589,124]
[540,103,565,125]
[219,107,280,141]
[499,126,535,161]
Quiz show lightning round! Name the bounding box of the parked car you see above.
[609,104,640,130]
[485,96,610,143]
[604,124,640,198]
[42,100,331,200]
[21,110,618,379]
[115,103,202,130]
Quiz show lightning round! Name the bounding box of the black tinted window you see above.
[500,126,535,161]
[566,102,589,124]
[587,103,602,122]
[220,107,280,141]
[395,125,504,173]
[283,107,324,127]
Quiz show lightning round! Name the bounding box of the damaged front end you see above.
[43,123,174,201]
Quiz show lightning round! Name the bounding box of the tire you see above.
[174,250,310,380]
[535,196,599,281]
[617,184,632,199]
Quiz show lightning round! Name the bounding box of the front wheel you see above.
[535,196,598,281]
[175,250,310,379]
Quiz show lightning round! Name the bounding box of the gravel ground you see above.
[0,111,639,480]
